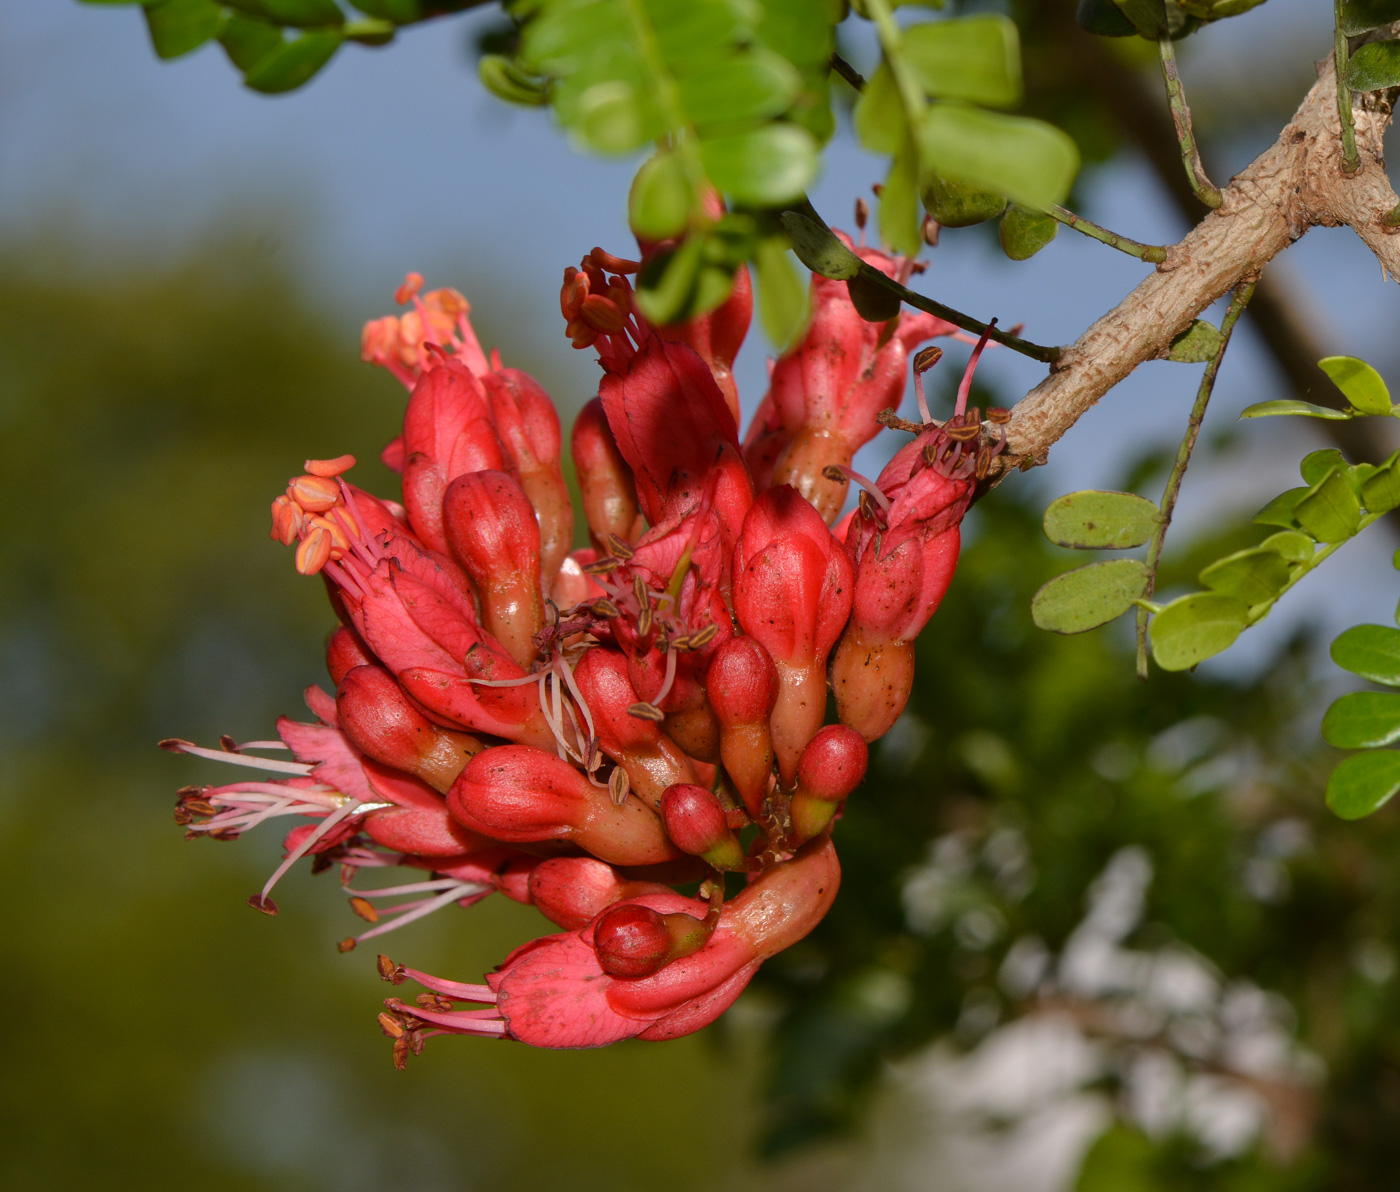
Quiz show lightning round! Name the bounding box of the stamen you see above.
[609,765,631,806]
[159,739,314,776]
[912,345,942,426]
[954,321,996,418]
[606,534,634,560]
[627,702,665,722]
[305,454,357,478]
[346,880,491,946]
[255,798,364,908]
[821,465,891,514]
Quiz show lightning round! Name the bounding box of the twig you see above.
[856,265,1062,364]
[1135,281,1256,677]
[1049,205,1168,263]
[1157,33,1223,209]
[830,52,866,93]
[1335,0,1361,173]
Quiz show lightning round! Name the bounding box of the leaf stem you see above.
[1049,205,1168,263]
[863,0,926,122]
[1334,0,1361,174]
[857,264,1061,364]
[829,52,866,93]
[1135,281,1254,677]
[1156,33,1222,210]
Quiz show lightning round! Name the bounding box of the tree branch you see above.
[996,46,1400,478]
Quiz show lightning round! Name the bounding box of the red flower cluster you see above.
[167,232,1007,1060]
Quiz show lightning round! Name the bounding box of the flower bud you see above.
[448,745,680,867]
[733,487,853,783]
[571,646,697,810]
[789,725,868,844]
[659,784,745,870]
[326,626,375,687]
[442,470,545,669]
[363,804,491,858]
[592,902,712,979]
[527,856,669,930]
[336,664,484,793]
[706,637,778,818]
[571,397,641,549]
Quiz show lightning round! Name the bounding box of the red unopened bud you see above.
[337,664,484,792]
[571,397,641,548]
[706,636,778,818]
[528,856,669,930]
[659,783,745,870]
[448,744,680,867]
[592,902,712,978]
[326,626,375,686]
[790,725,868,844]
[443,470,546,668]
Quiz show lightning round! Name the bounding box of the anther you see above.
[247,894,279,915]
[944,421,981,443]
[589,247,641,274]
[377,954,407,984]
[923,215,940,247]
[295,527,333,576]
[219,734,237,752]
[636,604,653,638]
[583,557,620,576]
[417,993,454,1012]
[688,623,719,649]
[986,406,1011,425]
[350,896,379,924]
[627,701,665,722]
[855,196,869,231]
[395,273,424,305]
[288,474,340,512]
[913,346,943,374]
[592,598,620,619]
[609,765,631,806]
[606,533,634,560]
[304,454,357,478]
[338,937,357,953]
[378,1011,406,1039]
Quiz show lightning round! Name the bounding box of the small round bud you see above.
[790,725,868,844]
[593,904,675,978]
[660,784,745,871]
[707,637,779,727]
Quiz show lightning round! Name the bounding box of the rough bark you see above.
[997,48,1400,476]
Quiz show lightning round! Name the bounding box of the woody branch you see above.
[995,38,1400,479]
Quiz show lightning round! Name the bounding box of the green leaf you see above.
[880,138,923,257]
[852,63,906,156]
[143,0,224,59]
[478,55,551,106]
[1149,592,1249,671]
[1253,487,1307,529]
[1323,692,1400,749]
[920,171,1006,228]
[1345,41,1400,92]
[1332,624,1400,686]
[1362,453,1400,514]
[1165,319,1222,363]
[628,152,695,240]
[1258,530,1314,564]
[1042,490,1159,550]
[780,212,863,280]
[574,80,657,154]
[1198,546,1292,605]
[754,236,808,351]
[1076,0,1138,35]
[846,270,902,323]
[634,236,705,326]
[677,50,801,129]
[998,204,1058,260]
[220,14,283,73]
[918,103,1079,211]
[902,16,1021,109]
[243,28,342,91]
[1340,0,1400,35]
[701,124,817,206]
[1327,751,1400,819]
[1239,399,1353,420]
[1301,448,1347,487]
[1319,355,1392,414]
[1110,0,1168,37]
[1293,467,1362,542]
[259,0,344,25]
[1030,559,1147,634]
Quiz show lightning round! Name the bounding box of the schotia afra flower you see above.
[168,208,1019,1059]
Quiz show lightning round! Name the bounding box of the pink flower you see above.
[378,837,839,1055]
